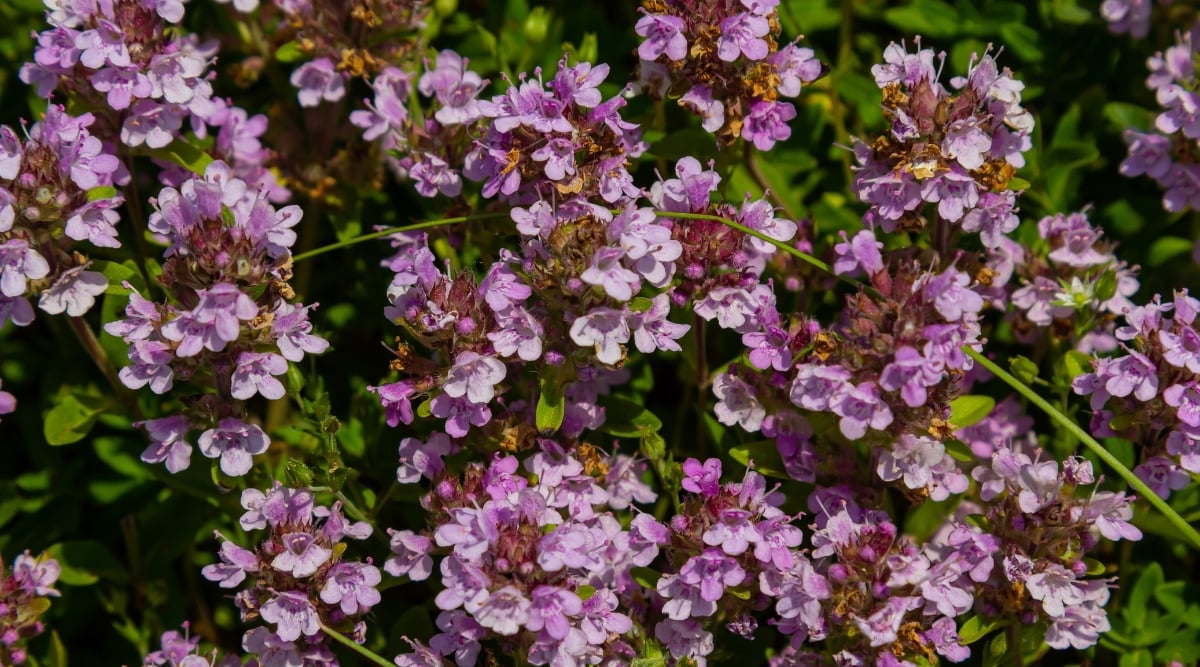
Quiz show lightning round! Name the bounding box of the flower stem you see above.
[964,347,1200,551]
[67,316,144,421]
[743,142,800,223]
[319,622,395,667]
[291,212,510,263]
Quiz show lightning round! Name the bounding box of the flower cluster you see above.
[712,256,984,499]
[21,0,286,199]
[143,622,240,667]
[22,0,215,147]
[350,50,487,198]
[996,209,1140,351]
[633,458,828,665]
[201,484,380,662]
[968,446,1141,650]
[632,0,824,149]
[851,41,1032,250]
[1,105,124,327]
[464,57,646,205]
[1120,28,1200,213]
[391,446,652,667]
[105,161,327,476]
[0,551,61,666]
[1072,289,1200,498]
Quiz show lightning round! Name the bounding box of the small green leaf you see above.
[275,40,305,63]
[944,438,975,463]
[143,135,213,174]
[883,0,959,37]
[949,395,995,429]
[1119,649,1153,667]
[1007,176,1032,190]
[628,297,655,312]
[46,541,126,586]
[1009,355,1039,386]
[575,585,596,601]
[630,567,661,589]
[43,392,106,446]
[86,186,118,202]
[44,630,68,667]
[982,631,1008,667]
[726,586,751,600]
[536,366,568,433]
[727,440,791,480]
[958,614,1008,645]
[416,398,433,419]
[601,396,663,438]
[1084,557,1106,575]
[1148,237,1195,268]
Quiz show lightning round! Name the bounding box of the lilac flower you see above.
[655,619,714,665]
[717,13,770,61]
[713,372,766,431]
[259,590,321,642]
[854,596,921,647]
[569,307,630,365]
[137,414,193,473]
[443,351,506,405]
[742,100,796,150]
[385,530,433,581]
[636,13,688,61]
[290,58,345,107]
[1044,603,1111,650]
[197,418,270,477]
[0,240,50,297]
[680,86,726,133]
[703,509,760,555]
[878,346,942,407]
[681,457,722,496]
[474,585,531,636]
[119,340,175,393]
[580,247,639,301]
[833,229,884,276]
[320,562,382,615]
[789,363,851,411]
[121,101,186,148]
[420,51,485,125]
[230,351,288,401]
[526,585,582,640]
[38,266,107,317]
[397,432,455,483]
[832,381,894,439]
[240,484,314,530]
[271,303,329,362]
[65,199,123,247]
[271,532,331,578]
[631,294,689,353]
[161,283,258,355]
[201,538,259,588]
[430,394,492,438]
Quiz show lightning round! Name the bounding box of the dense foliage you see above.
[2,0,1200,665]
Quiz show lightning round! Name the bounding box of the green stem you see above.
[291,212,509,263]
[964,347,1200,551]
[319,623,395,667]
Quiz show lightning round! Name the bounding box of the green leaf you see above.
[1103,102,1154,132]
[958,614,1008,645]
[982,631,1008,667]
[883,0,959,37]
[1148,237,1196,267]
[275,40,305,63]
[46,541,126,586]
[1008,355,1039,386]
[143,135,213,174]
[630,567,661,589]
[944,438,975,463]
[44,630,67,667]
[1119,649,1154,667]
[536,365,568,433]
[1083,557,1106,576]
[1123,563,1163,628]
[998,22,1043,61]
[601,396,663,438]
[85,186,118,202]
[93,259,141,296]
[575,585,596,601]
[727,440,791,480]
[949,395,995,428]
[43,392,106,446]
